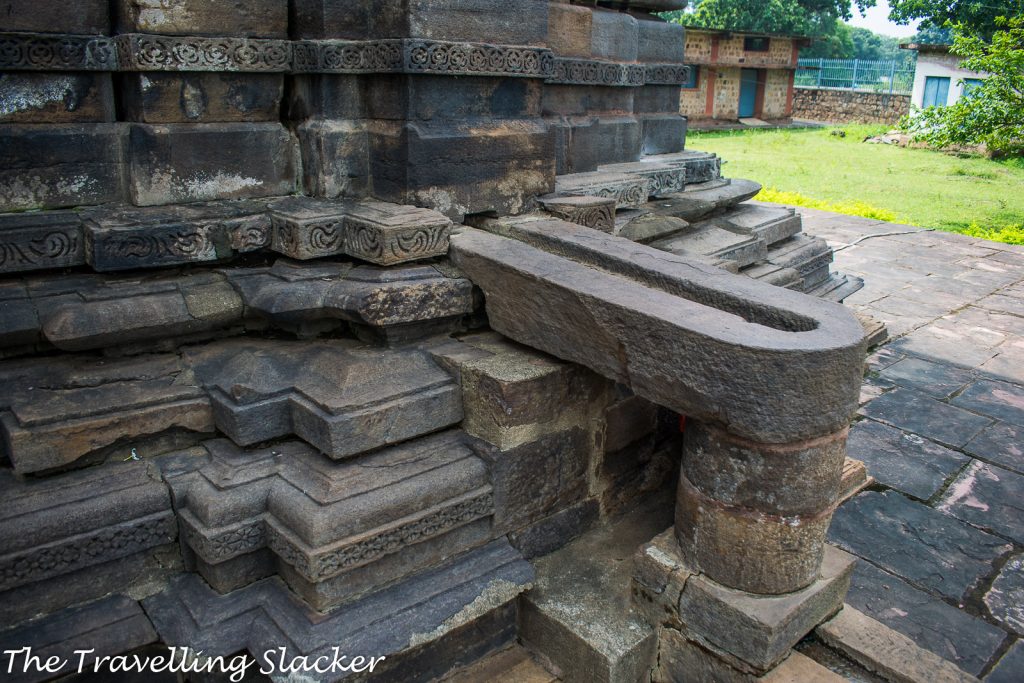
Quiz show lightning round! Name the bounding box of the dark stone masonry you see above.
[0,2,971,682]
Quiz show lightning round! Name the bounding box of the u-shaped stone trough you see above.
[450,217,866,596]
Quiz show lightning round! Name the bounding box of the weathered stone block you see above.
[120,73,284,123]
[376,0,549,46]
[816,607,980,683]
[84,200,272,270]
[541,195,616,232]
[269,196,347,260]
[653,223,766,267]
[509,498,600,559]
[636,17,685,63]
[0,124,126,211]
[477,427,590,534]
[366,74,543,121]
[0,73,114,123]
[143,539,534,679]
[345,200,452,265]
[296,119,370,198]
[116,0,289,38]
[127,122,296,206]
[373,120,555,221]
[640,114,688,156]
[555,170,651,209]
[653,630,846,683]
[682,422,847,516]
[675,545,855,671]
[561,116,642,173]
[548,3,593,58]
[0,596,157,683]
[0,353,218,472]
[0,211,84,274]
[0,461,176,595]
[591,9,639,61]
[599,161,686,197]
[1,0,109,33]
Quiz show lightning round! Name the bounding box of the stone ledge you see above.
[816,606,980,683]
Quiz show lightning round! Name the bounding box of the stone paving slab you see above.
[939,461,1024,545]
[798,207,1024,679]
[847,418,970,500]
[829,490,1012,601]
[858,386,994,449]
[965,422,1024,475]
[845,560,1007,676]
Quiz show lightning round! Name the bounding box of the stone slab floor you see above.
[794,206,1024,681]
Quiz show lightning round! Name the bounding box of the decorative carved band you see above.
[117,34,292,72]
[0,33,117,71]
[0,33,686,84]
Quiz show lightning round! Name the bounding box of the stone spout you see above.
[450,218,866,594]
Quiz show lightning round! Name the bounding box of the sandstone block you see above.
[555,170,651,209]
[0,211,84,274]
[591,9,639,61]
[344,200,452,265]
[636,18,685,63]
[0,124,126,211]
[641,114,688,156]
[541,195,616,232]
[0,73,114,123]
[269,196,347,260]
[296,119,371,198]
[120,73,284,123]
[127,122,296,206]
[84,200,272,270]
[116,0,289,38]
[676,545,855,671]
[548,3,593,58]
[1,0,109,33]
[377,0,550,46]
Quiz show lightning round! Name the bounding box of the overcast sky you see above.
[846,0,922,37]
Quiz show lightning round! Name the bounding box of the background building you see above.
[902,43,988,109]
[679,28,809,124]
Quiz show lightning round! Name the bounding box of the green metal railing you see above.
[795,58,916,95]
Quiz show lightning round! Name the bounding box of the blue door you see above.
[923,76,950,107]
[739,68,758,117]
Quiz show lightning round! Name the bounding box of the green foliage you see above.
[888,0,1023,39]
[912,25,953,44]
[901,16,1024,155]
[686,125,1024,245]
[755,187,900,220]
[660,0,875,36]
[957,222,1024,245]
[800,23,917,65]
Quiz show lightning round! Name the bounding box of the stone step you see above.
[0,461,179,625]
[645,178,762,222]
[0,338,462,472]
[0,259,475,354]
[553,171,651,210]
[649,224,767,268]
[143,538,535,683]
[740,261,804,290]
[702,203,803,247]
[595,161,686,197]
[807,272,866,303]
[519,494,671,683]
[0,595,158,683]
[764,234,834,290]
[640,150,723,184]
[163,430,494,611]
[0,197,452,275]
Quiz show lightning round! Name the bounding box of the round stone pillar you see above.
[674,420,848,595]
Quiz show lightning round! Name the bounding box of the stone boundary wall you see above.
[792,87,910,124]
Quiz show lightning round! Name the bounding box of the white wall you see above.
[910,51,988,108]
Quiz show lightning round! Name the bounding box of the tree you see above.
[901,16,1024,155]
[911,25,954,44]
[661,0,875,37]
[801,22,855,57]
[888,0,1023,39]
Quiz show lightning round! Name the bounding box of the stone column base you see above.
[632,529,854,676]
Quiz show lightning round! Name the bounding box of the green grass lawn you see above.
[686,124,1024,244]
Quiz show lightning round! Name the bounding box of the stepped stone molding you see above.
[117,34,292,72]
[165,431,494,604]
[598,161,686,196]
[143,539,533,680]
[554,172,652,209]
[0,462,175,593]
[184,338,463,458]
[540,196,616,232]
